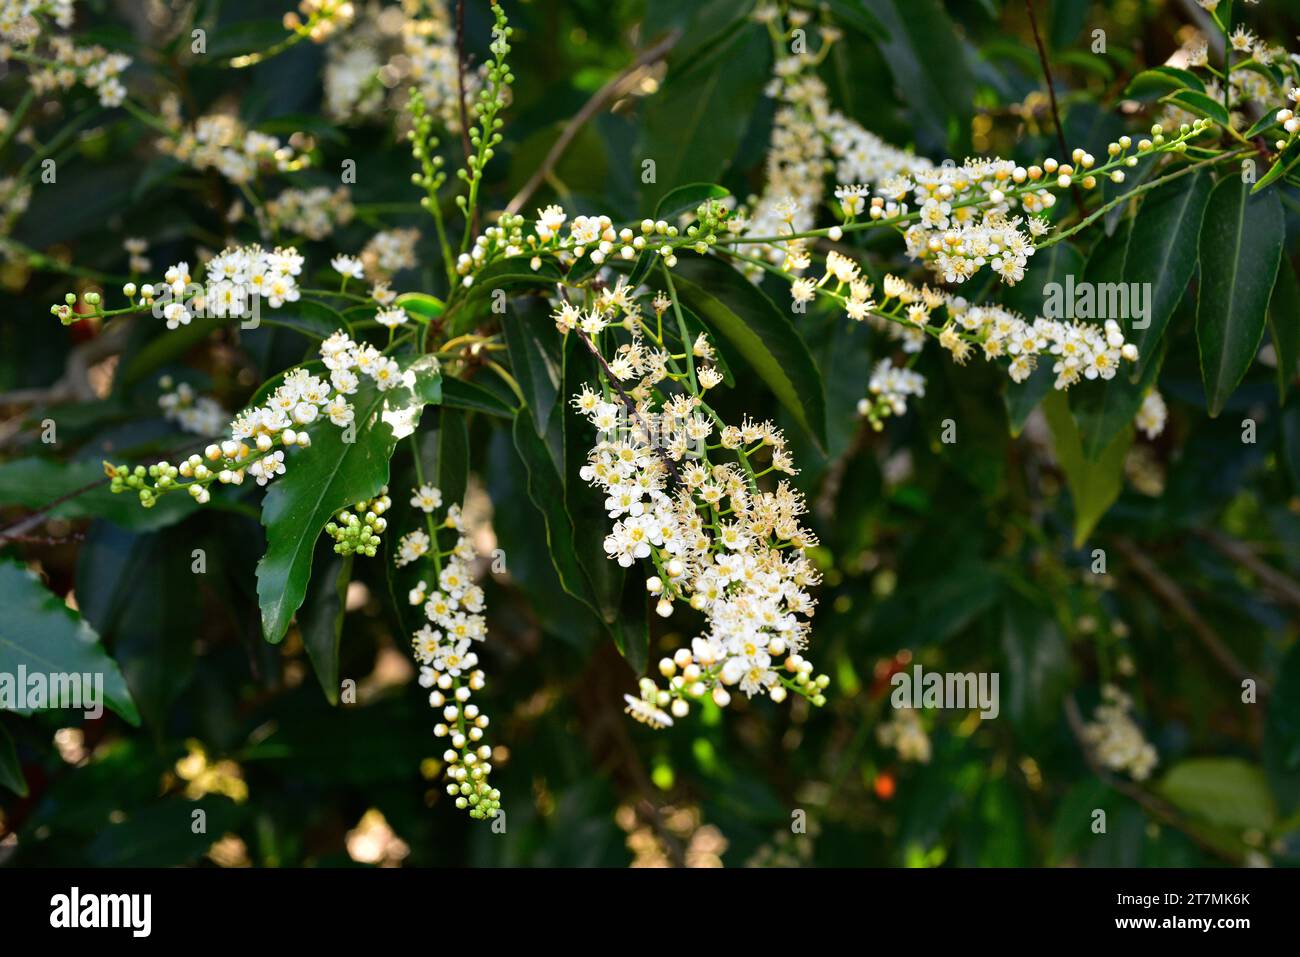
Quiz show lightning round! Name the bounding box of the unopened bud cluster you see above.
[325,490,391,557]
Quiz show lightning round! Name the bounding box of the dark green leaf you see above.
[255,299,350,339]
[0,557,139,725]
[1267,257,1300,404]
[1122,66,1206,100]
[1124,171,1212,378]
[999,595,1072,733]
[501,296,563,437]
[298,544,352,705]
[256,381,402,643]
[861,0,976,152]
[1161,90,1229,127]
[1196,177,1284,416]
[1043,391,1133,547]
[639,24,770,206]
[440,376,518,418]
[75,522,199,726]
[671,256,827,448]
[653,182,731,221]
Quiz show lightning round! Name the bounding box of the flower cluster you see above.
[1134,390,1167,440]
[458,209,687,285]
[859,360,926,429]
[0,0,74,45]
[744,11,835,254]
[0,176,32,242]
[7,32,132,107]
[1081,684,1158,781]
[400,493,501,820]
[158,376,227,436]
[285,0,357,44]
[556,293,829,725]
[322,0,474,129]
[148,244,305,329]
[325,490,390,557]
[106,329,400,506]
[264,185,355,241]
[876,708,932,764]
[795,268,1141,409]
[361,227,419,280]
[158,111,311,185]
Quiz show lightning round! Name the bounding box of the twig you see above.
[504,30,681,217]
[0,478,103,545]
[1064,697,1245,865]
[1196,528,1300,613]
[0,531,86,545]
[1024,0,1087,210]
[1112,536,1268,696]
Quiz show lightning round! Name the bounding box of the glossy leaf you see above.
[1161,89,1229,127]
[1124,171,1212,378]
[0,557,139,725]
[653,182,731,221]
[638,23,770,206]
[1043,391,1132,547]
[1122,66,1206,100]
[74,522,199,726]
[298,543,352,704]
[440,376,518,418]
[501,296,563,438]
[1196,178,1284,416]
[256,381,403,643]
[1267,257,1300,404]
[672,256,827,448]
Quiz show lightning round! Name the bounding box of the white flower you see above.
[1135,390,1167,439]
[375,307,408,328]
[331,254,364,279]
[411,484,443,512]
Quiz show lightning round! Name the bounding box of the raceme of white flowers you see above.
[401,494,501,820]
[157,376,228,437]
[157,105,312,186]
[1134,390,1168,440]
[0,0,74,45]
[1081,684,1158,781]
[322,0,475,131]
[798,266,1141,427]
[553,291,830,728]
[48,243,310,328]
[106,328,403,507]
[876,707,932,764]
[265,185,356,241]
[0,2,131,108]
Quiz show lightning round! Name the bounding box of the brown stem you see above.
[1112,536,1269,697]
[505,30,681,217]
[1196,528,1300,613]
[1024,0,1087,210]
[1064,697,1245,865]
